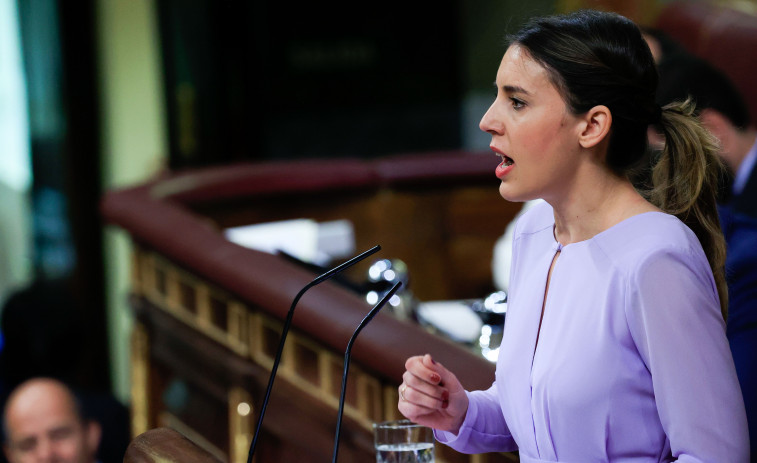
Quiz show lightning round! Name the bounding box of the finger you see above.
[398,394,436,414]
[400,382,449,411]
[422,354,463,392]
[406,355,443,386]
[406,385,450,410]
[398,385,443,415]
[397,396,438,425]
[402,371,445,402]
[404,355,425,371]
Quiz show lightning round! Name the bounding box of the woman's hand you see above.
[397,354,469,434]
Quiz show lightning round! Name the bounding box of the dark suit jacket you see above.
[730,162,757,219]
[719,205,757,462]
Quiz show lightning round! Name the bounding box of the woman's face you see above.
[480,45,585,203]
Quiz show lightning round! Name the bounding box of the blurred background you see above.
[0,0,753,459]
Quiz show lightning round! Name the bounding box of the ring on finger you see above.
[400,385,407,401]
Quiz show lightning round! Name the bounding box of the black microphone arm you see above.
[247,245,381,462]
[332,280,403,463]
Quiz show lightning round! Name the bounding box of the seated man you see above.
[2,378,101,463]
[645,29,757,217]
[719,205,757,461]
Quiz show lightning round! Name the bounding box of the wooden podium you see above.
[102,151,522,463]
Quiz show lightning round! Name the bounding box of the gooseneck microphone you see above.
[332,280,402,463]
[247,245,381,463]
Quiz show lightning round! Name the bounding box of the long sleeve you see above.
[434,386,517,454]
[435,205,748,461]
[626,247,750,462]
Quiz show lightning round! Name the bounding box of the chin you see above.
[498,184,531,203]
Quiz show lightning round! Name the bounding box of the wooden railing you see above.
[102,151,522,463]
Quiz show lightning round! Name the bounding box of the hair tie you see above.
[651,105,663,124]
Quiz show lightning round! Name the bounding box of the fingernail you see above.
[442,400,449,409]
[430,373,441,383]
[441,390,449,401]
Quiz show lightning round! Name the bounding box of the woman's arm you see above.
[626,248,749,462]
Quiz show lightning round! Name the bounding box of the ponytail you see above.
[650,98,728,319]
[511,11,728,319]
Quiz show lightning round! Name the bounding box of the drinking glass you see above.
[373,419,435,463]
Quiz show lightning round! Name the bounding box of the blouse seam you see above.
[512,222,554,246]
[590,237,700,362]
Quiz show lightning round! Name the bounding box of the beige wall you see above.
[460,0,555,149]
[96,0,167,402]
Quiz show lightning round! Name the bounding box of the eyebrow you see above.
[492,81,531,95]
[503,85,530,95]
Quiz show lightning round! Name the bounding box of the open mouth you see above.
[498,153,514,167]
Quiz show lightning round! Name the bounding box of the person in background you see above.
[719,205,757,462]
[0,281,130,463]
[645,29,757,461]
[2,378,101,463]
[398,10,748,462]
[644,29,757,217]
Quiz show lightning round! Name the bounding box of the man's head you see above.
[644,31,755,173]
[3,378,101,463]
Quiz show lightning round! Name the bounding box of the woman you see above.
[398,10,749,462]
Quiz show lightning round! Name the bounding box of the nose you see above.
[479,101,503,136]
[35,438,54,463]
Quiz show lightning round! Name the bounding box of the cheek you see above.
[516,112,559,141]
[515,124,554,161]
[525,116,573,155]
[11,451,33,463]
[54,439,84,459]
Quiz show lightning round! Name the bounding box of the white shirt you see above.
[733,135,757,195]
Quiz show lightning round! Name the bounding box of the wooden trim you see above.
[130,322,150,437]
[228,387,253,463]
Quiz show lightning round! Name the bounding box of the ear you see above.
[578,105,612,149]
[699,108,730,142]
[85,421,102,457]
[700,108,740,170]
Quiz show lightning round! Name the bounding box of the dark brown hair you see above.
[511,10,728,318]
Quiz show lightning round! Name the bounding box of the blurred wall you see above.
[96,0,167,402]
[0,0,33,311]
[92,0,561,399]
[460,0,555,150]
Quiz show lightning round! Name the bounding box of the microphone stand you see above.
[247,245,381,463]
[331,280,403,463]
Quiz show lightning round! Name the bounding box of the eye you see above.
[510,97,526,110]
[16,438,37,453]
[49,426,76,442]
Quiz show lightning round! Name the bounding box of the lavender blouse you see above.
[436,202,749,462]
